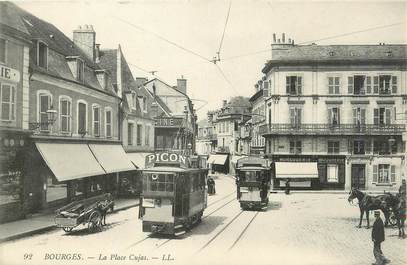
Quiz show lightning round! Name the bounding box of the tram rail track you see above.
[228,211,259,250]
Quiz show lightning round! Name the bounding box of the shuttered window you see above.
[373,165,378,183]
[366,76,372,94]
[391,165,396,182]
[348,76,353,94]
[391,76,397,94]
[373,76,379,94]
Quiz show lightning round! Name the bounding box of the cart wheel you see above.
[88,211,102,232]
[62,227,73,233]
[389,212,398,226]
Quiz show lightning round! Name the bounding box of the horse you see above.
[347,188,394,228]
[394,195,406,238]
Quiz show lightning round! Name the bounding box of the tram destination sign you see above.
[145,152,189,168]
[154,117,183,127]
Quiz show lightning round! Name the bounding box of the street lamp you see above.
[29,105,58,130]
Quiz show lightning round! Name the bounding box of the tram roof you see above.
[143,166,202,173]
[237,166,268,171]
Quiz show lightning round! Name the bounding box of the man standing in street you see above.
[372,211,391,264]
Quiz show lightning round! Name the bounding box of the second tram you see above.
[139,152,208,236]
[236,156,272,210]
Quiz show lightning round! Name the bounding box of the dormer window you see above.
[37,41,48,69]
[77,59,84,82]
[132,93,137,109]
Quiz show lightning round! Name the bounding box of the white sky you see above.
[15,0,407,119]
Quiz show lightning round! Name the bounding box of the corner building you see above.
[260,35,406,191]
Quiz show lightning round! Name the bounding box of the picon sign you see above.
[145,152,190,168]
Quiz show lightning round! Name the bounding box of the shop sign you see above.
[0,65,20,83]
[155,117,183,127]
[145,152,189,168]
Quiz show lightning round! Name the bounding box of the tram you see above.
[139,152,208,236]
[235,157,272,210]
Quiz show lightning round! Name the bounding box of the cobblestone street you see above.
[1,176,406,265]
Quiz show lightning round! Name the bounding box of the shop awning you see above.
[275,162,319,179]
[88,144,136,173]
[207,154,228,165]
[35,143,105,182]
[127,152,151,169]
[230,155,247,164]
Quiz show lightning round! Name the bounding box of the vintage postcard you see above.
[0,0,406,264]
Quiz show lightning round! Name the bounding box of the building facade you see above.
[143,78,196,155]
[4,3,135,218]
[249,86,266,155]
[260,34,406,191]
[0,2,32,223]
[196,119,216,155]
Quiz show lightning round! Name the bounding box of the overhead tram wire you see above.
[222,21,406,61]
[113,16,212,63]
[215,64,239,96]
[217,1,232,56]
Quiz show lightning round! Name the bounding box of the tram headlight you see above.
[143,198,155,208]
[240,187,249,193]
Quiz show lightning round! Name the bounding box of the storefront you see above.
[269,155,346,190]
[154,117,194,154]
[207,153,229,174]
[26,140,135,213]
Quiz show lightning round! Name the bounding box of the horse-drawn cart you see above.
[54,193,114,233]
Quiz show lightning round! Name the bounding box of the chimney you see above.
[273,33,277,43]
[222,100,227,107]
[95,44,100,63]
[73,25,96,62]
[282,33,286,43]
[177,78,187,94]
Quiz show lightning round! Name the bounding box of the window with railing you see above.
[328,107,340,126]
[374,108,391,126]
[352,108,366,126]
[289,107,302,127]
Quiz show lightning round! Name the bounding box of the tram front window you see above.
[240,171,263,182]
[143,173,174,193]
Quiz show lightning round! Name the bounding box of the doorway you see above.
[351,164,366,189]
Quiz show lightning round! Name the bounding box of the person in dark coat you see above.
[371,211,390,265]
[399,179,406,198]
[207,177,216,195]
[285,178,291,195]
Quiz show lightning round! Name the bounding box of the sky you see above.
[15,0,407,120]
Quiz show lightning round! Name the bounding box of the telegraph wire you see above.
[215,64,239,95]
[222,21,405,61]
[217,1,232,55]
[113,16,212,63]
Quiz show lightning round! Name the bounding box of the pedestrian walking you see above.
[285,178,290,195]
[207,176,216,195]
[399,179,406,198]
[371,211,391,265]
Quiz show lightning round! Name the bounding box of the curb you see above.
[0,202,139,244]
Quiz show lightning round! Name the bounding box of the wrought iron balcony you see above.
[259,123,406,136]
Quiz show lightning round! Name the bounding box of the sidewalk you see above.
[0,197,139,243]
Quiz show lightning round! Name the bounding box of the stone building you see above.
[196,118,216,155]
[3,3,135,217]
[260,33,406,191]
[0,2,32,223]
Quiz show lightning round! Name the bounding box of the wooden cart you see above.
[54,193,114,233]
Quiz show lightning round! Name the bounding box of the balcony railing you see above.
[197,134,217,141]
[259,123,406,136]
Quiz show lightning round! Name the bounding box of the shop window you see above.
[328,76,340,94]
[286,76,302,95]
[328,141,340,154]
[105,109,112,138]
[90,176,103,193]
[0,38,6,63]
[73,180,85,197]
[0,170,21,205]
[289,140,302,154]
[327,164,339,183]
[46,174,67,202]
[92,105,100,136]
[353,140,365,155]
[60,97,71,133]
[128,123,133,146]
[1,84,16,121]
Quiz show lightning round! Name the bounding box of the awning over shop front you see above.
[230,155,247,164]
[275,162,318,179]
[127,152,151,169]
[35,143,106,182]
[207,154,228,165]
[88,144,136,173]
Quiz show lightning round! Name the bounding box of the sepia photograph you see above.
[0,0,406,264]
